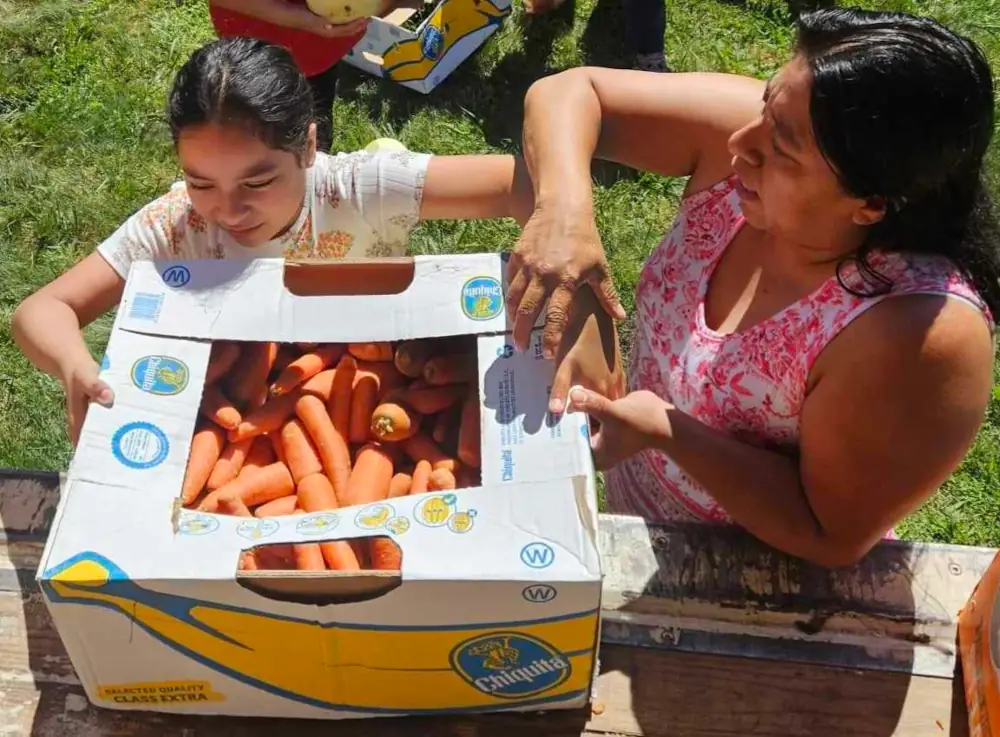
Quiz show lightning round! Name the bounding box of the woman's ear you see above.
[852,195,887,227]
[304,123,318,167]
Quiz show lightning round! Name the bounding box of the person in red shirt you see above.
[208,0,380,151]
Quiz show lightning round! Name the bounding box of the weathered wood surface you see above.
[0,469,985,735]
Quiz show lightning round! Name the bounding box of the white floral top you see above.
[97,150,430,277]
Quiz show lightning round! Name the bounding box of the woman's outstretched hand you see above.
[506,204,625,361]
[569,387,672,470]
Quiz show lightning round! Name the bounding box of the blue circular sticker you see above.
[130,355,189,396]
[111,422,170,470]
[450,632,571,699]
[161,265,191,288]
[461,276,504,321]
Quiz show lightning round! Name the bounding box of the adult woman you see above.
[508,8,999,566]
[12,36,532,445]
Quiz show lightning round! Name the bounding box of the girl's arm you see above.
[208,0,370,36]
[418,155,534,227]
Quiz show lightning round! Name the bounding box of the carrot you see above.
[216,492,253,517]
[205,462,294,508]
[228,342,278,408]
[341,444,394,508]
[329,355,357,439]
[238,551,259,572]
[400,434,458,472]
[254,544,296,570]
[403,385,466,414]
[199,384,242,430]
[295,394,351,498]
[423,353,477,386]
[357,361,407,400]
[290,511,326,571]
[409,460,432,495]
[431,410,451,446]
[388,473,413,498]
[457,389,481,469]
[393,340,436,378]
[230,368,338,441]
[206,437,254,490]
[296,474,361,571]
[238,437,276,479]
[370,402,419,442]
[295,342,319,351]
[270,344,299,379]
[270,343,345,397]
[205,342,241,385]
[181,423,227,505]
[369,537,402,571]
[268,432,287,467]
[254,495,298,517]
[280,418,323,484]
[456,465,480,489]
[348,342,393,363]
[428,468,457,491]
[349,371,379,444]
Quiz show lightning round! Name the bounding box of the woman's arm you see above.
[11,252,125,443]
[571,296,994,567]
[510,68,766,359]
[208,0,370,36]
[419,155,534,226]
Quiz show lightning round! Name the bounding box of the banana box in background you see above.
[36,255,603,720]
[958,550,1000,735]
[343,0,511,93]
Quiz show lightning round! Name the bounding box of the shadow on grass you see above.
[715,0,837,19]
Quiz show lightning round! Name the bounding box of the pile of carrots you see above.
[181,338,482,574]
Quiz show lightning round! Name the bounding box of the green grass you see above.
[1,0,998,545]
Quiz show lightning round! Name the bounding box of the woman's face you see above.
[727,57,884,258]
[176,122,316,247]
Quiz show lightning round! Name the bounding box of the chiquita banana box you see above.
[37,254,603,720]
[343,0,512,93]
[958,550,1000,735]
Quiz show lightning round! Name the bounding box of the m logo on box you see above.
[161,265,191,288]
[450,632,571,699]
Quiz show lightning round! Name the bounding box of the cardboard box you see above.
[344,0,511,93]
[36,255,602,720]
[958,550,1000,735]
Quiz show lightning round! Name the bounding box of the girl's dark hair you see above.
[795,8,1000,319]
[168,36,314,158]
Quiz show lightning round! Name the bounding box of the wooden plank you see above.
[0,584,970,736]
[6,471,994,679]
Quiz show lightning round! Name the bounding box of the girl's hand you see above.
[569,388,672,469]
[290,8,370,37]
[61,358,114,447]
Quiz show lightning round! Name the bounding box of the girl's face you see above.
[176,122,317,247]
[727,57,885,258]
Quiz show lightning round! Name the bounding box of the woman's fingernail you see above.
[549,398,565,414]
[569,386,587,405]
[97,388,114,405]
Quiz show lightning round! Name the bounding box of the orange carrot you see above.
[329,355,357,439]
[431,410,452,446]
[296,474,361,571]
[204,462,294,508]
[254,495,298,517]
[295,394,351,499]
[199,384,243,430]
[428,468,457,491]
[205,342,241,385]
[270,344,299,379]
[341,444,394,508]
[409,460,432,495]
[403,385,466,414]
[348,342,393,363]
[228,342,278,408]
[388,472,413,498]
[393,340,436,378]
[280,418,323,484]
[216,492,253,517]
[349,371,379,444]
[254,544,296,570]
[295,342,319,351]
[370,402,419,442]
[230,369,338,441]
[207,437,254,490]
[270,344,345,397]
[423,353,477,386]
[268,432,287,467]
[357,361,407,400]
[457,389,481,469]
[369,537,402,571]
[290,511,326,571]
[238,551,259,571]
[400,434,458,472]
[181,423,227,505]
[238,437,276,479]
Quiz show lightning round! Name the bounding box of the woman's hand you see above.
[506,204,625,360]
[60,357,114,447]
[290,9,370,37]
[569,388,672,469]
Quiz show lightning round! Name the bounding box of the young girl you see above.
[11,36,532,445]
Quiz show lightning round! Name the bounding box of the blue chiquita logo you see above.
[420,25,444,61]
[450,632,571,699]
[130,356,190,396]
[462,276,503,321]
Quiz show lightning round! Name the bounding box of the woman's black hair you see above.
[795,8,1000,319]
[167,36,314,159]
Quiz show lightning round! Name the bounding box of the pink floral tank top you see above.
[603,176,992,526]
